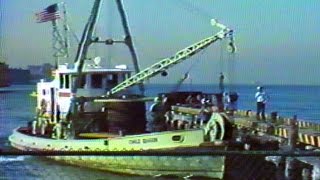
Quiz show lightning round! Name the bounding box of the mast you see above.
[46,3,70,67]
[51,20,67,66]
[72,0,102,86]
[115,0,144,95]
[69,0,103,113]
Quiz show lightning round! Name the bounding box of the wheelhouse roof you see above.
[58,68,132,74]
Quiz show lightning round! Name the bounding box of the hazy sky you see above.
[1,0,320,85]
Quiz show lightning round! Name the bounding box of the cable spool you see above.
[106,95,146,135]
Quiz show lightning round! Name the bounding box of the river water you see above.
[1,84,320,179]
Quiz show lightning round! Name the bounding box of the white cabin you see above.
[36,60,133,122]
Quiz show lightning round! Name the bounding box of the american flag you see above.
[35,3,60,23]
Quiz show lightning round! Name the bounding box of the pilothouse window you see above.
[65,75,70,89]
[106,74,118,90]
[59,74,64,89]
[80,75,86,88]
[71,75,86,88]
[107,74,118,85]
[91,74,102,88]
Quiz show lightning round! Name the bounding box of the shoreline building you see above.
[0,62,10,87]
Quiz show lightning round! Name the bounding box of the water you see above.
[1,84,320,179]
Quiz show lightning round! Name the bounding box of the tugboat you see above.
[9,0,238,179]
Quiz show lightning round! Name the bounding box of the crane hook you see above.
[227,30,236,53]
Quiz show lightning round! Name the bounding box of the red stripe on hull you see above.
[59,92,71,97]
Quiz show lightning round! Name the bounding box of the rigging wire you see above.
[61,8,80,44]
[172,0,213,21]
[219,41,237,93]
[171,0,238,92]
[58,5,80,65]
[174,0,238,88]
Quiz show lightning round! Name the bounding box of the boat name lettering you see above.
[129,139,141,144]
[128,138,158,144]
[143,138,158,143]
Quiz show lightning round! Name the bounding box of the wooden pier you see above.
[234,110,320,180]
[234,110,320,148]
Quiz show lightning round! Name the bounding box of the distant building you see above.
[8,68,31,84]
[28,63,54,82]
[0,62,10,87]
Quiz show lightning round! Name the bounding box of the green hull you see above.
[9,128,225,179]
[52,155,224,178]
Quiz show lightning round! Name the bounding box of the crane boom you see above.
[107,20,235,96]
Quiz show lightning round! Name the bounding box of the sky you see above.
[1,0,320,85]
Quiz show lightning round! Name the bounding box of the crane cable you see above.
[171,45,209,92]
[227,49,236,92]
[172,0,213,22]
[172,0,237,91]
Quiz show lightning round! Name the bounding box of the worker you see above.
[40,117,48,135]
[255,86,269,120]
[40,99,47,116]
[31,120,37,135]
[185,94,202,107]
[52,122,62,139]
[149,97,162,112]
[60,121,68,139]
[219,72,224,93]
[223,92,231,111]
[199,98,213,124]
[149,96,167,132]
[224,92,238,115]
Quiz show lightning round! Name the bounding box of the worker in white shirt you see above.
[255,86,269,120]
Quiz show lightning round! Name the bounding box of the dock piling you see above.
[288,115,298,150]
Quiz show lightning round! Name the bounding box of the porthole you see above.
[172,135,184,142]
